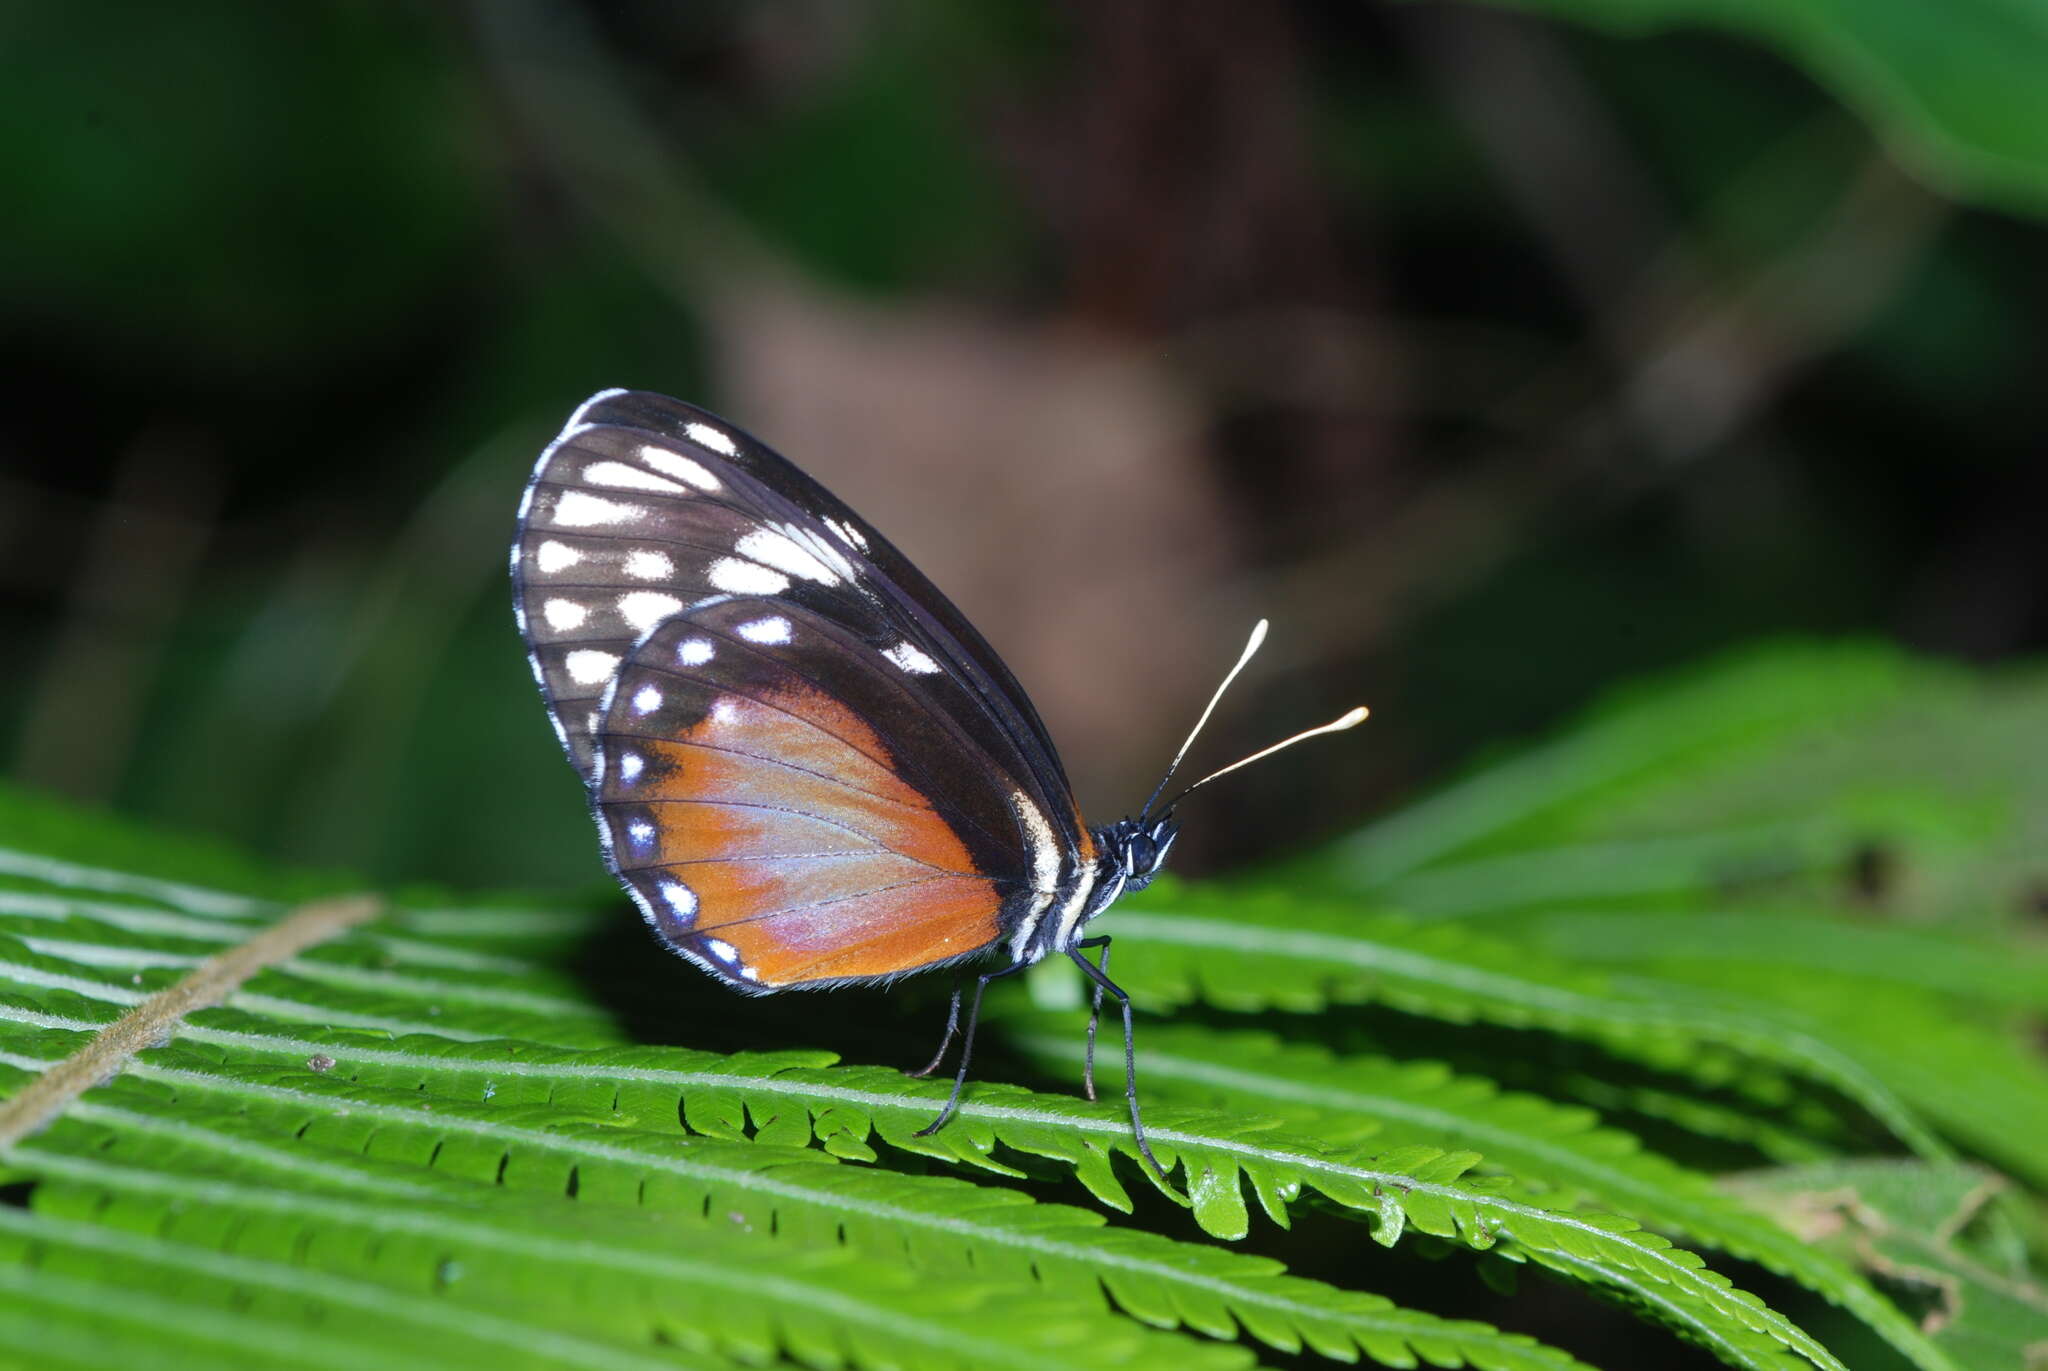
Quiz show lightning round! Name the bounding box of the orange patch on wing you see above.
[706,875,1003,986]
[628,677,1003,983]
[672,850,939,922]
[633,684,977,873]
[618,789,876,866]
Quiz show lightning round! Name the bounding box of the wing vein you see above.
[625,798,969,875]
[625,617,1022,858]
[688,871,988,934]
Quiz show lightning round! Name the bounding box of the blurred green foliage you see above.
[0,6,486,379]
[1476,0,2048,214]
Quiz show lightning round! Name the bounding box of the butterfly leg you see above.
[1074,935,1112,1101]
[912,961,1028,1139]
[1067,948,1165,1181]
[905,986,963,1079]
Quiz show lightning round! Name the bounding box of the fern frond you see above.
[1098,885,1949,1161]
[1323,642,2048,938]
[1516,912,2048,1010]
[1323,644,1931,886]
[1002,1017,1952,1371]
[1602,964,2048,1191]
[0,1200,723,1371]
[1726,1161,2048,1369]
[1556,1074,1841,1168]
[0,879,1600,1371]
[5,1138,1258,1371]
[0,983,1840,1371]
[3,1063,1594,1371]
[1105,885,2048,1195]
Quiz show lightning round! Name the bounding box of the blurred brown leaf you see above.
[711,278,1239,808]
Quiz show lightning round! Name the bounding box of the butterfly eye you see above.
[1146,826,1177,874]
[1124,834,1158,875]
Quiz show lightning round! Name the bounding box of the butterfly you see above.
[511,389,1365,1174]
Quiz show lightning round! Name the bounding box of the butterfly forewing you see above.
[573,390,1076,810]
[594,603,1019,991]
[513,403,855,781]
[512,392,1084,862]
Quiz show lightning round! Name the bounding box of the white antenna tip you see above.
[1335,705,1370,728]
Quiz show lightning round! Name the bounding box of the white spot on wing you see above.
[617,590,686,633]
[883,641,941,674]
[535,540,580,574]
[809,530,861,584]
[542,598,588,632]
[553,491,644,528]
[737,615,791,645]
[705,937,739,961]
[708,558,790,596]
[619,752,644,782]
[627,819,655,849]
[583,460,684,494]
[826,517,870,551]
[677,637,715,666]
[638,444,721,490]
[736,526,840,585]
[631,683,662,715]
[624,548,674,581]
[685,422,738,456]
[710,699,739,725]
[661,881,698,918]
[564,649,620,685]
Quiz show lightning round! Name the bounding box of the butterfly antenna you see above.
[1161,704,1370,813]
[1139,619,1270,821]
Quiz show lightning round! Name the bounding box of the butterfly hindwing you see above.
[593,601,1020,991]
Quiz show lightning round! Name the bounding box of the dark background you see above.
[3,1,2043,895]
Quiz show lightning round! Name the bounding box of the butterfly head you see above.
[1082,623,1369,923]
[1103,812,1180,894]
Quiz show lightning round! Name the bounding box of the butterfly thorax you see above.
[1010,813,1178,965]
